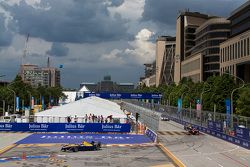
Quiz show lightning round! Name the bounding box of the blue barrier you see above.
[234,126,250,141]
[207,120,223,132]
[83,92,162,99]
[145,128,157,142]
[168,116,250,150]
[16,133,152,144]
[0,123,130,133]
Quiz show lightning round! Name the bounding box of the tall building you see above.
[156,36,176,87]
[139,62,156,87]
[174,11,209,83]
[19,64,60,87]
[220,1,250,83]
[182,17,230,81]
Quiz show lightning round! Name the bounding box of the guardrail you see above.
[127,100,250,150]
[0,116,127,124]
[0,122,131,133]
[121,101,160,132]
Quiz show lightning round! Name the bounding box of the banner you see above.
[31,96,34,109]
[234,126,250,141]
[207,120,223,132]
[225,99,231,127]
[16,96,19,111]
[145,128,157,142]
[0,123,131,133]
[42,96,45,111]
[83,93,162,99]
[177,98,182,112]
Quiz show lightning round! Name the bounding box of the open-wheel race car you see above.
[184,124,200,135]
[61,141,101,152]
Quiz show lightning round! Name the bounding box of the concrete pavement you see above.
[158,120,250,167]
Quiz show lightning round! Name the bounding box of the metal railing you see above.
[126,100,250,129]
[0,115,128,124]
[121,101,161,132]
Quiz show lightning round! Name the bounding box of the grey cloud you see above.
[142,0,247,28]
[0,14,13,47]
[46,43,69,57]
[110,0,124,7]
[5,0,130,43]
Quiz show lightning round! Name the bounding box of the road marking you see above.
[206,157,212,160]
[0,144,16,155]
[218,164,223,167]
[180,146,239,157]
[240,157,246,161]
[220,152,248,167]
[158,143,186,167]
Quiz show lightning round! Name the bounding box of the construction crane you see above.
[21,34,29,65]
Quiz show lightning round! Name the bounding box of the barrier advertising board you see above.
[83,93,162,99]
[168,116,250,150]
[207,120,223,132]
[0,123,131,133]
[145,128,157,142]
[234,126,250,141]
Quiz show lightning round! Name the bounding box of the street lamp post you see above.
[7,85,16,113]
[222,72,245,129]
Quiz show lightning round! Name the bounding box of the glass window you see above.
[232,44,234,60]
[241,40,243,57]
[238,42,240,58]
[247,38,250,55]
[243,39,246,57]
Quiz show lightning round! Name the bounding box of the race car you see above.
[160,114,170,121]
[61,141,101,152]
[184,124,199,135]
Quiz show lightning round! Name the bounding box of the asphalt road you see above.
[158,120,250,167]
[0,144,175,167]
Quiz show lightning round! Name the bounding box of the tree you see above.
[236,86,250,117]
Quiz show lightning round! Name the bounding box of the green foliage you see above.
[136,75,249,117]
[0,75,65,114]
[236,86,250,117]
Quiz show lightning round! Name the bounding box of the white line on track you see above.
[218,164,224,167]
[206,157,212,160]
[240,157,246,161]
[180,146,239,157]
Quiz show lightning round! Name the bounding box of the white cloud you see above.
[108,0,145,21]
[101,28,155,65]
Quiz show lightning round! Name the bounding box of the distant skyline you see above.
[0,0,247,88]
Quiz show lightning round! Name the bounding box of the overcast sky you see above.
[0,0,247,88]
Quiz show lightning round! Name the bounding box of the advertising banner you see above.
[41,96,45,111]
[145,128,157,142]
[16,96,19,111]
[225,99,231,126]
[234,126,250,141]
[0,123,131,133]
[83,93,162,99]
[207,120,223,132]
[177,98,182,112]
[31,96,34,109]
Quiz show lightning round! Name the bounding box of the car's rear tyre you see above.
[73,147,78,152]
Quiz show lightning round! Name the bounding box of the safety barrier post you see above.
[22,152,26,160]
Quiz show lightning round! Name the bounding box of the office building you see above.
[156,36,176,87]
[139,62,156,87]
[19,64,60,87]
[182,17,230,82]
[174,11,209,83]
[220,1,250,83]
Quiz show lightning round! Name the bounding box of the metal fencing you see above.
[121,101,161,132]
[126,100,250,129]
[0,115,127,124]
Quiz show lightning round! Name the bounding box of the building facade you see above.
[174,11,209,83]
[19,64,60,87]
[182,17,230,81]
[156,36,176,87]
[220,1,250,83]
